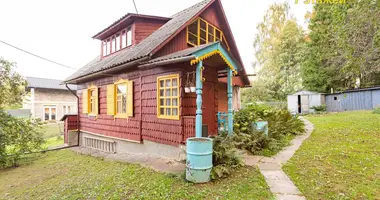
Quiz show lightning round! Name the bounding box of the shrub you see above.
[373,107,380,114]
[232,104,305,155]
[232,129,274,155]
[311,104,327,112]
[0,109,44,168]
[211,132,244,180]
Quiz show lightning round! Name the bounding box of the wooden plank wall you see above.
[140,65,185,146]
[77,64,190,146]
[78,70,142,142]
[134,19,167,45]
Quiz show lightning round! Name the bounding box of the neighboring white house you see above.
[23,77,77,121]
[287,90,325,114]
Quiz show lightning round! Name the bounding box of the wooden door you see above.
[301,95,309,114]
[202,81,216,135]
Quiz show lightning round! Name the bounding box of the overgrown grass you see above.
[40,123,64,149]
[0,150,273,200]
[40,123,64,139]
[41,136,64,149]
[283,111,380,199]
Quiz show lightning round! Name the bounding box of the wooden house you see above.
[63,0,250,159]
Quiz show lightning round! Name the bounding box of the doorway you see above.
[43,106,57,121]
[297,95,301,113]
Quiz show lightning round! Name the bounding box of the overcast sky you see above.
[0,0,311,81]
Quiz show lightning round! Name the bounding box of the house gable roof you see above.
[64,0,250,86]
[64,0,214,83]
[26,77,77,90]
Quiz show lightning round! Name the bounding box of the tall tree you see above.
[0,58,43,167]
[0,58,27,108]
[247,3,304,102]
[302,0,380,92]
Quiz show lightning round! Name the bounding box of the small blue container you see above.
[186,137,213,183]
[255,121,269,136]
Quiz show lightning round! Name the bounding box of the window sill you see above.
[115,114,128,119]
[157,115,180,120]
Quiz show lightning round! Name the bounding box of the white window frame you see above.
[63,105,71,115]
[43,105,57,121]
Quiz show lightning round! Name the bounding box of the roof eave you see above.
[64,56,150,84]
[92,13,172,40]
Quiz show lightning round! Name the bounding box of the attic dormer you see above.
[93,13,171,58]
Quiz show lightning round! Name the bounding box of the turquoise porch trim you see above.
[227,67,233,135]
[195,61,203,138]
[191,42,238,136]
[190,42,240,73]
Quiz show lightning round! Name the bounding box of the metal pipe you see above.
[65,84,80,146]
[6,145,79,157]
[138,56,196,69]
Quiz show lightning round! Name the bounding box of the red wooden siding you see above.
[183,116,195,141]
[200,4,222,28]
[134,19,166,45]
[218,82,228,113]
[77,64,194,146]
[180,65,219,136]
[78,71,142,142]
[140,65,184,146]
[64,115,78,144]
[154,29,188,58]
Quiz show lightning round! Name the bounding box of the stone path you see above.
[244,118,314,200]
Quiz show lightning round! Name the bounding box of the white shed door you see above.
[287,95,298,114]
[301,95,309,113]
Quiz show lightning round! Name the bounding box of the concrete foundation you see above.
[67,130,79,146]
[79,131,186,161]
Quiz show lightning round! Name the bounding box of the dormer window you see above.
[187,18,230,50]
[102,26,133,57]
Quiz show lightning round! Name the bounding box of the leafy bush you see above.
[0,109,44,168]
[232,129,274,155]
[211,132,244,180]
[232,104,305,155]
[373,107,380,114]
[311,104,327,112]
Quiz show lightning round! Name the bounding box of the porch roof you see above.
[140,42,250,86]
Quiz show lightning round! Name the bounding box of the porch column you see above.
[227,67,233,135]
[195,61,203,138]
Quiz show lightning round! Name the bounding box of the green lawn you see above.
[40,123,64,149]
[40,123,64,139]
[0,150,273,200]
[41,136,64,149]
[283,111,380,200]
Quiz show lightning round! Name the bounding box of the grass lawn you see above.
[0,150,273,200]
[41,136,64,149]
[39,123,64,149]
[283,111,380,200]
[40,123,64,139]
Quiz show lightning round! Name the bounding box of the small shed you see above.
[325,86,380,112]
[287,90,325,114]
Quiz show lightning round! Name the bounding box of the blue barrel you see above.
[255,121,269,136]
[186,137,213,183]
